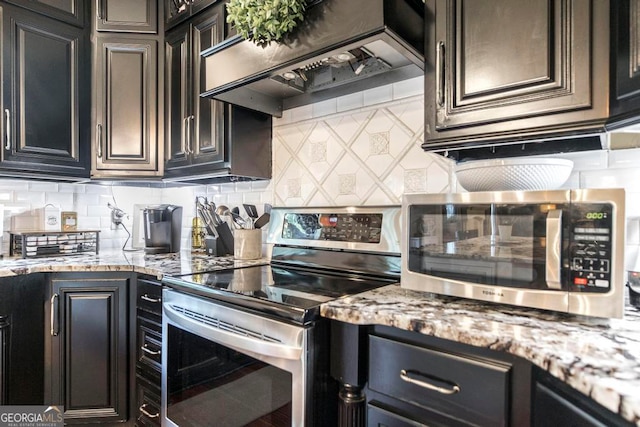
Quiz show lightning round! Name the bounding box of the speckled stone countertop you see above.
[321,284,640,426]
[0,249,269,278]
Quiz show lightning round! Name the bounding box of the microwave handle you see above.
[545,209,563,290]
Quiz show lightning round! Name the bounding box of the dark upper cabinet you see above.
[609,0,640,127]
[165,4,224,173]
[164,0,217,31]
[95,0,158,33]
[45,273,131,424]
[423,0,610,152]
[0,3,90,179]
[3,0,88,27]
[164,2,271,182]
[91,34,163,178]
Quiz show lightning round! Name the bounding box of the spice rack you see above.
[10,230,100,258]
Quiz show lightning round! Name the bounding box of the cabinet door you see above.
[190,5,224,166]
[164,22,191,170]
[95,0,158,33]
[92,34,162,177]
[610,0,640,124]
[47,275,129,423]
[4,0,87,27]
[0,275,45,405]
[1,5,90,178]
[425,0,609,149]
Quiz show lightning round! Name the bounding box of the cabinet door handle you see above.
[141,344,161,356]
[96,0,104,19]
[140,294,161,303]
[183,117,190,154]
[139,404,159,419]
[189,115,195,155]
[4,109,10,150]
[96,124,103,158]
[436,41,445,108]
[50,294,59,336]
[400,369,460,395]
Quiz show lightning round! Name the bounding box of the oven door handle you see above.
[164,303,303,361]
[545,209,563,290]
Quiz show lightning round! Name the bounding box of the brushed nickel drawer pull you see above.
[96,124,103,158]
[140,294,161,303]
[400,369,460,395]
[141,344,161,356]
[50,293,59,336]
[139,404,159,418]
[4,109,10,150]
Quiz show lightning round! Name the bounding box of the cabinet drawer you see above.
[137,317,162,371]
[137,279,163,315]
[369,335,511,427]
[368,403,425,427]
[136,375,161,426]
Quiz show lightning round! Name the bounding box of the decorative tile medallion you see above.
[369,131,390,155]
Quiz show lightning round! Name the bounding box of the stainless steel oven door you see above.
[161,288,308,426]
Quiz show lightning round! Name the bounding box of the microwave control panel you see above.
[569,203,614,292]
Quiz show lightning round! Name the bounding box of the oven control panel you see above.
[282,213,383,243]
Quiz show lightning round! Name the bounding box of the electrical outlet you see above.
[108,203,126,229]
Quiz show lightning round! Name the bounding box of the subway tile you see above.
[551,150,608,171]
[336,92,364,112]
[608,148,640,169]
[0,180,29,191]
[15,191,45,205]
[75,193,100,206]
[235,181,253,192]
[28,182,58,192]
[77,217,101,229]
[363,84,393,106]
[580,168,640,192]
[392,76,424,100]
[84,184,114,195]
[290,105,313,122]
[312,99,337,118]
[59,183,85,193]
[88,205,108,217]
[45,192,74,209]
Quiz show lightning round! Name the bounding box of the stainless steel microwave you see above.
[401,189,626,318]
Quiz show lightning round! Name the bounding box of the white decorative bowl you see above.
[455,157,574,192]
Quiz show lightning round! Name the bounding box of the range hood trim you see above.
[202,0,425,117]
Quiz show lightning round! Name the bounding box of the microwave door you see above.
[545,209,563,290]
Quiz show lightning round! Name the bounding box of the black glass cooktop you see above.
[162,264,397,325]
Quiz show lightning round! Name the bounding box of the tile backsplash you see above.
[2,76,640,269]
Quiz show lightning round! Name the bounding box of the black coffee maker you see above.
[143,205,182,254]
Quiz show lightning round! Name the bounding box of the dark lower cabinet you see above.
[0,274,46,405]
[134,276,163,426]
[532,367,634,427]
[45,272,132,424]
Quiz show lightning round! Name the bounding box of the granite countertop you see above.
[321,285,640,426]
[0,249,269,278]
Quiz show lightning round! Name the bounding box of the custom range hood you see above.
[201,0,424,117]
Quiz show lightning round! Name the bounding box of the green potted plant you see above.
[226,0,309,45]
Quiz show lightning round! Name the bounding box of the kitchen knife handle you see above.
[96,124,103,158]
[4,109,10,150]
[545,209,563,290]
[400,369,460,395]
[436,41,445,108]
[50,293,59,336]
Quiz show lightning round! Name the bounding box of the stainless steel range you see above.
[161,206,401,426]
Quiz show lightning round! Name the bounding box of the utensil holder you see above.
[234,229,262,260]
